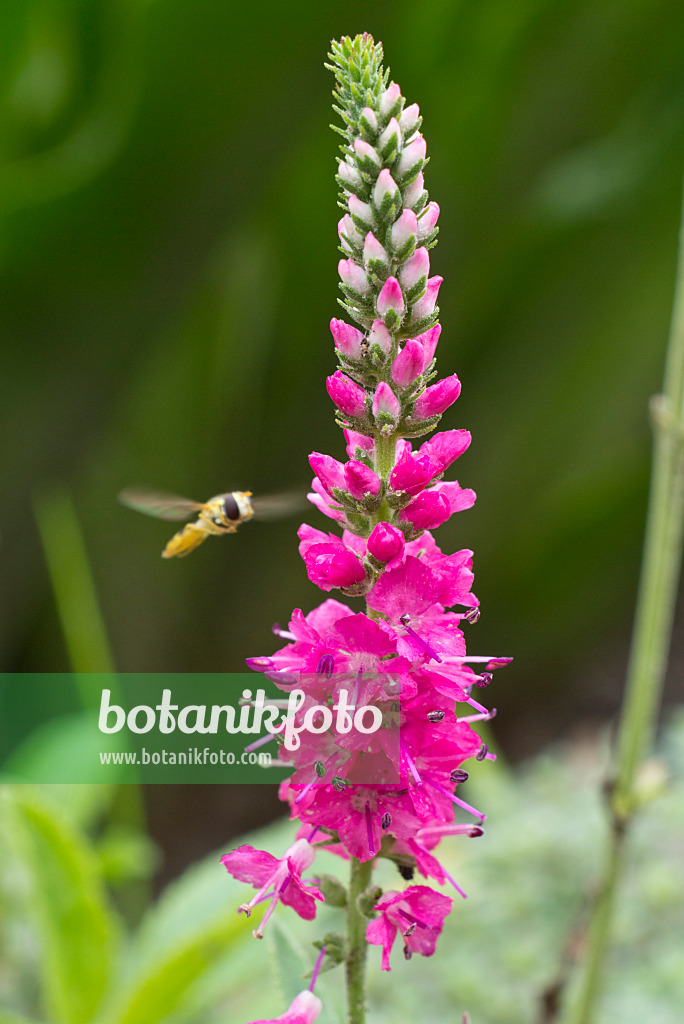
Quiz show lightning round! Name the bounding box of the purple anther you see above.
[476,744,488,761]
[475,672,493,688]
[450,768,469,784]
[427,709,445,723]
[316,654,335,678]
[381,812,392,830]
[463,607,481,623]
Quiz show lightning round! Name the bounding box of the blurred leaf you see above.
[266,917,342,1024]
[2,786,118,1024]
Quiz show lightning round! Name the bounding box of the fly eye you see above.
[222,494,240,521]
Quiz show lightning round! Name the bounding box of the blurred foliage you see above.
[1,712,683,1023]
[2,0,684,760]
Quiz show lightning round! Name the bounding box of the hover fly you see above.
[119,488,303,558]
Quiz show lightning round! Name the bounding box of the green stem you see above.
[564,180,684,1024]
[346,856,373,1024]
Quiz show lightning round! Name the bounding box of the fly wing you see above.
[250,491,307,521]
[118,488,206,521]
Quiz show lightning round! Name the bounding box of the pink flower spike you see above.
[373,168,400,210]
[377,277,405,319]
[338,259,370,296]
[399,490,451,531]
[417,201,440,240]
[372,382,401,424]
[367,522,405,564]
[397,135,427,178]
[363,232,389,270]
[368,318,393,356]
[326,371,367,419]
[399,102,421,133]
[366,886,453,971]
[330,318,364,360]
[412,373,461,420]
[344,460,381,500]
[399,247,430,292]
[222,839,323,937]
[308,452,345,496]
[379,82,401,116]
[410,275,443,320]
[247,990,322,1024]
[391,209,418,252]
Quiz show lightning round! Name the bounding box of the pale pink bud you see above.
[403,172,425,209]
[344,428,374,460]
[413,373,461,419]
[399,247,430,291]
[326,371,367,418]
[349,194,375,229]
[417,201,440,240]
[360,106,378,132]
[377,277,405,318]
[415,324,441,366]
[373,168,400,210]
[411,275,442,319]
[397,136,427,178]
[330,318,364,360]
[379,82,401,117]
[399,103,421,134]
[364,232,389,270]
[338,160,362,188]
[368,319,393,356]
[391,209,418,251]
[344,460,381,500]
[372,381,401,422]
[378,117,402,156]
[338,215,363,252]
[354,138,381,169]
[392,339,425,387]
[338,258,370,295]
[367,522,405,564]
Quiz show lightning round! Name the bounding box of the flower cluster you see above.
[223,34,509,1017]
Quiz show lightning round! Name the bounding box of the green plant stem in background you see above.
[346,856,373,1024]
[565,181,684,1024]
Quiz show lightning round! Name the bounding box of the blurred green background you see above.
[2,0,684,875]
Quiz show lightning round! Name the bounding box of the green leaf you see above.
[2,786,118,1024]
[267,917,342,1024]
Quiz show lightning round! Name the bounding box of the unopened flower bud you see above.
[367,522,404,563]
[338,259,370,296]
[354,138,381,172]
[326,371,367,418]
[391,209,418,253]
[372,382,401,426]
[377,277,405,327]
[403,172,425,210]
[344,460,381,500]
[379,82,401,117]
[399,247,430,292]
[410,275,442,320]
[338,160,362,189]
[397,135,427,180]
[309,452,346,495]
[412,373,461,419]
[368,319,393,357]
[338,215,363,253]
[399,490,451,530]
[364,232,390,272]
[359,106,378,135]
[373,168,400,213]
[417,201,440,240]
[399,103,421,134]
[391,339,425,388]
[349,194,376,231]
[330,318,364,360]
[415,323,441,367]
[378,117,402,159]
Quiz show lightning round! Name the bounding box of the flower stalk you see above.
[564,181,684,1024]
[346,857,374,1024]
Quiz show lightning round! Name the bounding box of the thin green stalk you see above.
[564,180,684,1024]
[346,855,373,1024]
